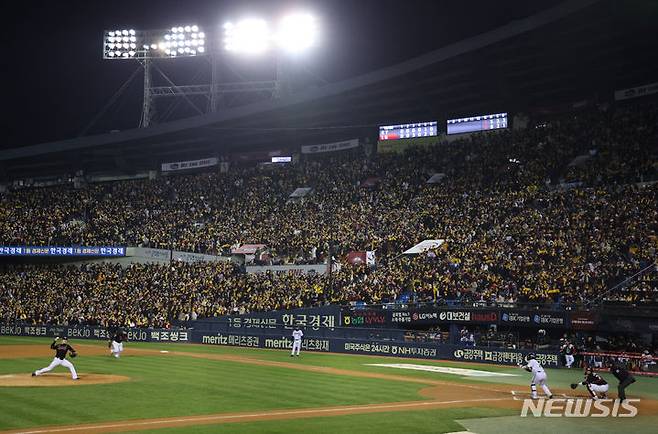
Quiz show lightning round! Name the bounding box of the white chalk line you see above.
[367,363,517,377]
[510,390,576,401]
[11,398,509,434]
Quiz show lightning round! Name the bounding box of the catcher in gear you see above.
[571,366,608,399]
[32,337,79,380]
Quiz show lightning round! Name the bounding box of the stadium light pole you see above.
[140,58,153,127]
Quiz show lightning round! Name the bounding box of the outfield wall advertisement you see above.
[342,307,567,328]
[191,306,581,337]
[0,324,190,343]
[1,322,559,366]
[194,331,558,366]
[195,306,342,333]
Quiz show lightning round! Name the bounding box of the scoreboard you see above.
[447,113,508,135]
[379,121,437,141]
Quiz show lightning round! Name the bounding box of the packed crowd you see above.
[0,261,332,327]
[0,101,657,326]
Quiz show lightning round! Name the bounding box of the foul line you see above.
[511,390,576,401]
[8,398,509,434]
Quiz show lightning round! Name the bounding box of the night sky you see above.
[6,0,567,149]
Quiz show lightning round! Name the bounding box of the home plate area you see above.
[366,363,518,377]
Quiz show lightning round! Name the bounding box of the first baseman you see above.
[32,337,79,380]
[519,353,553,399]
[291,326,303,357]
[109,330,127,358]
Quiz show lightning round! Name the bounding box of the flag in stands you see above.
[402,239,445,255]
[346,251,376,267]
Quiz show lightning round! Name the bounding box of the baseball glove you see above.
[70,352,77,358]
[570,383,578,389]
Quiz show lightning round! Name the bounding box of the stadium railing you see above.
[580,351,658,377]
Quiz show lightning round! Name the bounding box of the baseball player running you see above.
[32,337,79,380]
[109,330,127,358]
[519,353,553,399]
[291,326,303,357]
[571,366,609,399]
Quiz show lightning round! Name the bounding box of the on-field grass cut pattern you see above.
[2,342,658,434]
[0,397,512,434]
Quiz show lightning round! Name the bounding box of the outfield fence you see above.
[0,321,559,367]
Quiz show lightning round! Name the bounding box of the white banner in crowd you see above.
[403,239,445,255]
[301,139,359,154]
[162,157,218,172]
[289,187,313,198]
[614,82,658,101]
[366,251,376,267]
[172,251,230,263]
[126,247,230,263]
[246,264,330,275]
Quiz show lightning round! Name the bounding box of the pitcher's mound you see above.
[0,373,130,387]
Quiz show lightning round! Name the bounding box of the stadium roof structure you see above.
[2,0,657,179]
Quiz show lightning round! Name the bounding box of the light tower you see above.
[95,13,319,132]
[102,25,210,128]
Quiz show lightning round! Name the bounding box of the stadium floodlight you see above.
[103,24,206,59]
[223,19,270,54]
[223,13,318,55]
[275,13,317,53]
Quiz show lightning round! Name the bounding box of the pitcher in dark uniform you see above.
[32,337,78,380]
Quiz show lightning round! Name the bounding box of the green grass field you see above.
[1,336,657,434]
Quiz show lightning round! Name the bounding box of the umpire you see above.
[610,361,636,401]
